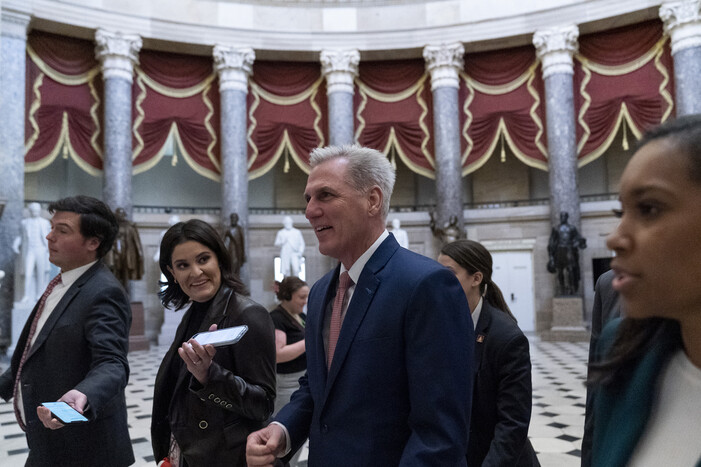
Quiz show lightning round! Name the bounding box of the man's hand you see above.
[36,389,88,430]
[246,424,286,467]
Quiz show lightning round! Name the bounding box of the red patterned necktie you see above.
[13,273,62,431]
[327,271,353,369]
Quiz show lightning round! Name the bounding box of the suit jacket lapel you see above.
[26,262,102,362]
[473,304,492,374]
[324,236,397,394]
[310,267,339,391]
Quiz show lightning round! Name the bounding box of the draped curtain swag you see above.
[354,59,435,178]
[460,45,548,173]
[24,19,676,179]
[25,31,103,175]
[574,19,674,166]
[247,61,327,178]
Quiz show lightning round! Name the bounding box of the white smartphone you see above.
[191,325,248,347]
[41,401,88,424]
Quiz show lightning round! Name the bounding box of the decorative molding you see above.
[533,25,579,79]
[660,0,701,54]
[95,29,142,83]
[1,9,31,39]
[423,43,464,90]
[213,45,255,93]
[320,49,360,95]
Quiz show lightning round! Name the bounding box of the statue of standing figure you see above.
[106,207,144,290]
[390,218,409,249]
[547,211,587,295]
[223,212,246,276]
[12,202,51,302]
[275,216,305,278]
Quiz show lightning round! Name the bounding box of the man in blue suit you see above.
[247,145,474,466]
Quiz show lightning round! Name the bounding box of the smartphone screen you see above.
[41,401,88,424]
[192,325,248,347]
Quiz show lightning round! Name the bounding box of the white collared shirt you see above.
[471,297,483,331]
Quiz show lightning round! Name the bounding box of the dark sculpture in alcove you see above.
[547,211,587,295]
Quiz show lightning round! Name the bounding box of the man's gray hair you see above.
[309,145,396,219]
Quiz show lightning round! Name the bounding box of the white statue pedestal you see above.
[8,301,34,355]
[158,303,188,346]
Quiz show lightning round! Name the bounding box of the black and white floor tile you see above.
[0,338,587,466]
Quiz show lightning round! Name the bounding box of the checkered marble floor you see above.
[0,338,587,466]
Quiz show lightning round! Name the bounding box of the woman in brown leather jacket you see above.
[151,219,276,467]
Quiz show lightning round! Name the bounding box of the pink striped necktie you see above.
[327,271,353,369]
[13,273,62,431]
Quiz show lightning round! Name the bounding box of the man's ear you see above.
[367,186,383,216]
[86,237,100,253]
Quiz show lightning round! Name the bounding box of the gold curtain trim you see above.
[355,74,428,102]
[577,104,638,167]
[526,62,548,162]
[88,79,103,160]
[654,40,674,123]
[248,129,291,180]
[575,38,666,76]
[354,86,369,142]
[459,65,532,95]
[134,66,216,97]
[310,85,325,151]
[132,74,148,161]
[501,118,549,171]
[203,81,220,172]
[385,127,435,179]
[249,76,324,106]
[247,91,261,168]
[26,43,100,86]
[461,80,475,165]
[416,78,434,167]
[24,72,45,157]
[576,65,593,155]
[173,126,221,182]
[132,121,177,175]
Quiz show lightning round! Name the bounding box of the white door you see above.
[490,251,535,332]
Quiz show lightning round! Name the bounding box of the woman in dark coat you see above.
[151,219,276,467]
[439,239,539,467]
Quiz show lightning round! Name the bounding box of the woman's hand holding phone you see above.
[179,324,218,385]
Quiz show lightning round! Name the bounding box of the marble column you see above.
[95,29,142,217]
[660,0,701,115]
[320,49,360,146]
[0,9,30,350]
[213,45,254,286]
[533,25,582,229]
[423,43,465,238]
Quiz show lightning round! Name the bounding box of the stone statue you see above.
[429,212,462,244]
[547,211,587,295]
[106,207,144,290]
[12,202,51,302]
[274,216,305,278]
[223,212,246,276]
[390,218,409,249]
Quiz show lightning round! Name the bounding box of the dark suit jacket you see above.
[0,261,134,467]
[591,319,701,467]
[151,286,276,467]
[581,269,621,467]
[469,302,539,467]
[275,235,474,466]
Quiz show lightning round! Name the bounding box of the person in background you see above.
[0,195,134,466]
[246,145,473,466]
[589,115,701,466]
[151,219,276,467]
[270,276,309,416]
[438,239,539,467]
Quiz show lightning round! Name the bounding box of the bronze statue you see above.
[547,211,587,295]
[106,207,144,290]
[223,212,246,276]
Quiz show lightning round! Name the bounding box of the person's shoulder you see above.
[484,304,527,344]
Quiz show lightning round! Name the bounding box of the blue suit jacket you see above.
[276,235,474,466]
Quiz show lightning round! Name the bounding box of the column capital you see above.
[95,29,142,83]
[423,43,464,90]
[1,8,31,39]
[320,49,360,95]
[213,45,255,93]
[533,25,579,79]
[661,0,701,54]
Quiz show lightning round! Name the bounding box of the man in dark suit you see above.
[0,195,134,466]
[246,145,474,466]
[581,268,622,467]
